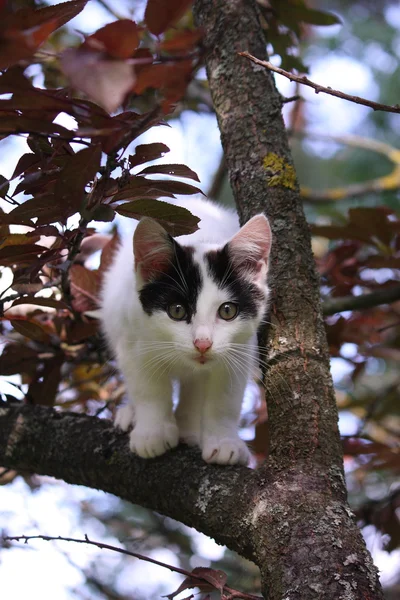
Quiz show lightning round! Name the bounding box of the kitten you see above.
[100,198,272,465]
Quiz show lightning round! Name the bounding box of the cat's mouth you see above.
[193,354,211,365]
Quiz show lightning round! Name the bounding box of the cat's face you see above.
[134,215,271,370]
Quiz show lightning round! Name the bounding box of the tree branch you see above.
[299,134,400,202]
[0,404,383,600]
[239,52,400,115]
[0,404,257,558]
[323,284,400,315]
[3,534,262,600]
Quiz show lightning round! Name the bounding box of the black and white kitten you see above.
[100,198,272,465]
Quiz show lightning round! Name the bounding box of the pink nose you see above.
[194,338,213,354]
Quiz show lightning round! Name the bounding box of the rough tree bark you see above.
[192,0,384,598]
[0,1,384,599]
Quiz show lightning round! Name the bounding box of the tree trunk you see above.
[0,1,385,599]
[192,0,384,598]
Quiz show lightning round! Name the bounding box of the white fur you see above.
[100,198,270,465]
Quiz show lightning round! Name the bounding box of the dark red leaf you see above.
[311,208,395,248]
[70,265,101,312]
[159,29,203,53]
[145,0,192,36]
[90,204,115,222]
[6,196,72,226]
[133,63,177,94]
[0,66,33,94]
[0,174,9,198]
[0,20,57,70]
[112,183,175,202]
[66,319,98,343]
[100,109,163,154]
[11,297,69,311]
[85,19,140,59]
[99,233,120,276]
[0,243,48,266]
[0,1,88,69]
[9,318,52,342]
[0,90,73,115]
[166,567,227,600]
[0,115,73,138]
[131,47,153,70]
[26,225,60,238]
[27,354,64,406]
[114,198,199,236]
[11,153,40,179]
[129,143,170,168]
[61,47,136,113]
[138,163,199,181]
[133,60,193,113]
[0,343,38,376]
[54,144,102,215]
[0,232,40,248]
[191,568,227,592]
[3,0,88,31]
[113,176,202,202]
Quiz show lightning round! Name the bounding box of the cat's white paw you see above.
[202,435,251,466]
[129,422,179,458]
[114,404,135,431]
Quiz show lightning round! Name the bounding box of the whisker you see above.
[224,346,292,402]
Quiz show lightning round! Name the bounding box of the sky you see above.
[1,0,400,598]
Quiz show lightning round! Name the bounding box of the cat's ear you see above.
[227,214,272,280]
[133,218,174,283]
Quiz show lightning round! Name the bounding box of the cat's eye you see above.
[167,303,187,321]
[218,302,239,321]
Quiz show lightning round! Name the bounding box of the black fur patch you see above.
[139,238,202,323]
[205,245,263,318]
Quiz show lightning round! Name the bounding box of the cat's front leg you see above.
[201,367,250,466]
[117,360,178,459]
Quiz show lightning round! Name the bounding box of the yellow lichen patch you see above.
[262,153,297,189]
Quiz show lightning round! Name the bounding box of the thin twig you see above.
[60,151,120,307]
[281,94,301,105]
[60,217,90,308]
[239,52,400,115]
[95,0,126,20]
[322,284,400,316]
[3,534,263,600]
